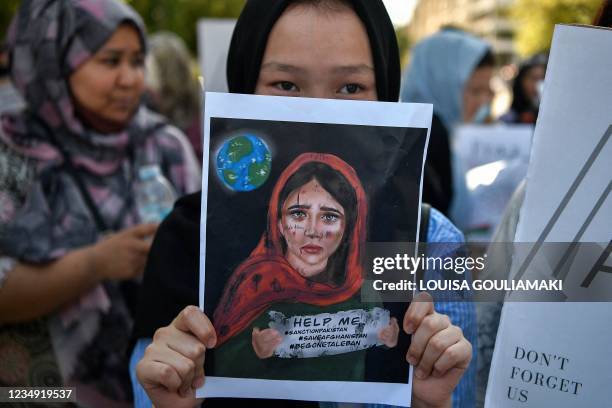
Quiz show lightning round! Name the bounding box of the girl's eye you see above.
[339,83,362,95]
[101,58,120,67]
[289,210,307,220]
[131,56,145,68]
[275,81,299,92]
[321,213,339,223]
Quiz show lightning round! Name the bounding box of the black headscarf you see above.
[510,53,547,119]
[226,0,400,101]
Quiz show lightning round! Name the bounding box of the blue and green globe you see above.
[216,134,272,192]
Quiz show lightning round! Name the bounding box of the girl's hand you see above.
[405,292,472,408]
[136,306,216,408]
[378,317,399,348]
[252,327,283,359]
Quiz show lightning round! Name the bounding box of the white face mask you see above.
[472,103,491,124]
[533,80,545,108]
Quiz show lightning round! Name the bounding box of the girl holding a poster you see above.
[133,1,474,407]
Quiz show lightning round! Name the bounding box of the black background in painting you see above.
[204,117,427,383]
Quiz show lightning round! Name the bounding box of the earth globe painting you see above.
[216,133,272,192]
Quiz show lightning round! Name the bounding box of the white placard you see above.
[196,19,236,92]
[198,92,434,406]
[453,124,533,171]
[485,25,612,407]
[450,124,533,240]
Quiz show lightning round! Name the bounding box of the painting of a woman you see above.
[212,152,398,380]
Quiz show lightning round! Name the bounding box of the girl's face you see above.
[255,3,377,101]
[521,65,545,102]
[462,66,494,122]
[279,178,346,278]
[69,24,145,127]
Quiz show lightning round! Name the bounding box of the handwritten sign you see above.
[269,308,389,358]
[452,124,533,171]
[450,124,533,240]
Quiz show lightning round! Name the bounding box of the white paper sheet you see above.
[198,92,434,406]
[485,25,612,407]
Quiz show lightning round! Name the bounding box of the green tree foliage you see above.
[1,0,20,43]
[511,0,602,56]
[395,26,411,70]
[126,0,246,53]
[1,0,245,53]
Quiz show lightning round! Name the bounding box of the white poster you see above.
[196,19,236,93]
[453,124,533,171]
[485,25,612,407]
[451,124,533,240]
[198,92,434,406]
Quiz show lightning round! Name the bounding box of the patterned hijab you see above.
[0,0,192,261]
[1,0,160,175]
[0,1,200,404]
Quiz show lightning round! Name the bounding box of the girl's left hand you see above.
[405,292,472,408]
[378,317,399,348]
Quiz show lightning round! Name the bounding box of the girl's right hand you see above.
[252,327,283,359]
[136,306,217,408]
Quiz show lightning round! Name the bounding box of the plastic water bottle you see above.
[135,164,177,223]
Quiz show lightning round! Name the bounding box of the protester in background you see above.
[499,54,547,125]
[0,43,25,114]
[145,32,203,160]
[133,1,476,408]
[0,0,199,406]
[401,28,494,216]
[593,0,611,27]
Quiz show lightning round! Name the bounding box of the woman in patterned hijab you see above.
[0,0,200,406]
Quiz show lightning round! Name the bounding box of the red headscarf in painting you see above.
[213,153,368,346]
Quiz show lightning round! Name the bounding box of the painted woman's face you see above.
[279,178,346,278]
